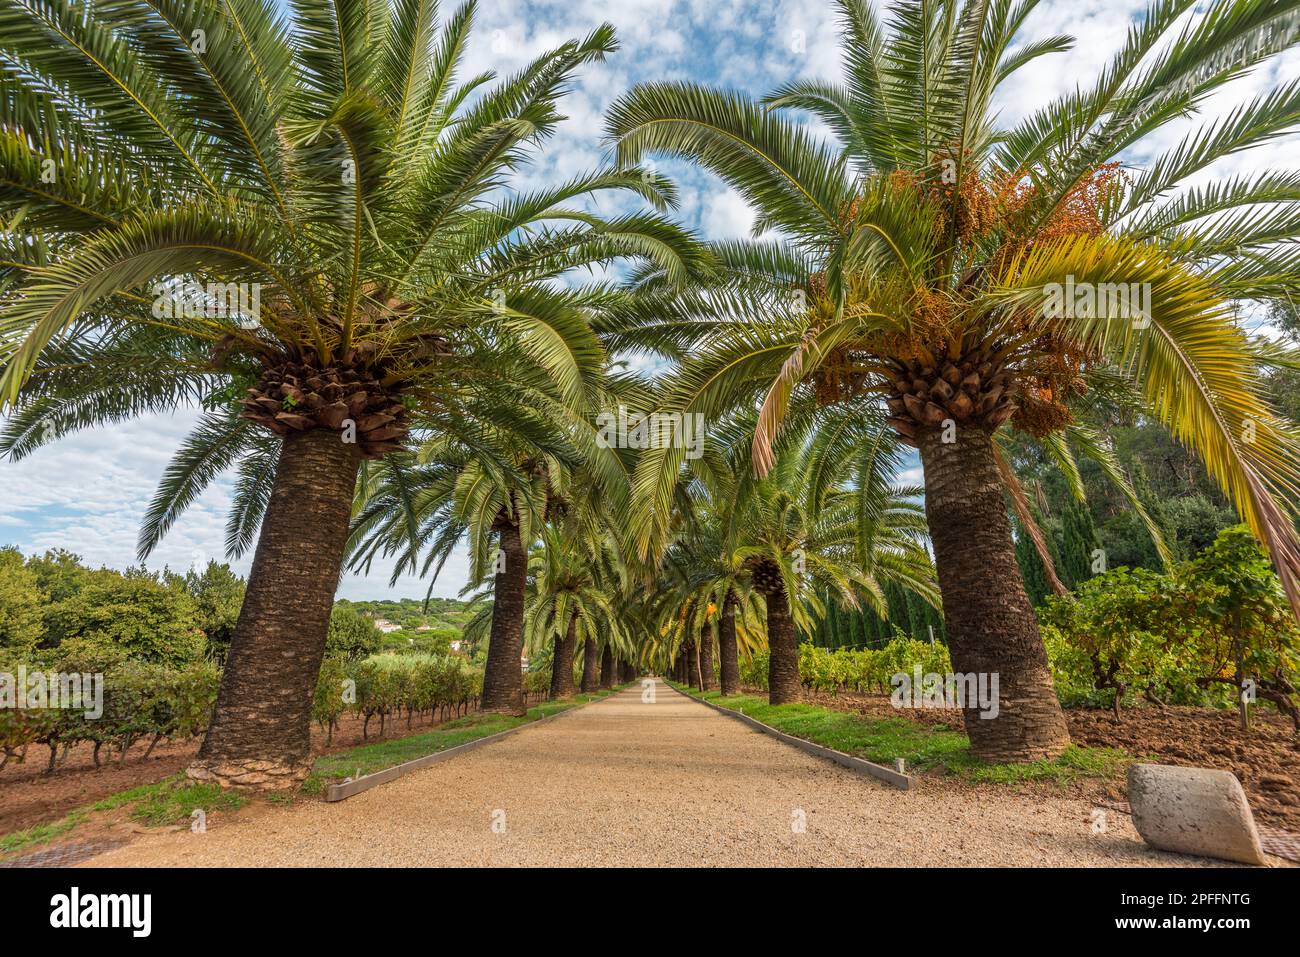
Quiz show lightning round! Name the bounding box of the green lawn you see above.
[0,776,247,856]
[675,684,1130,785]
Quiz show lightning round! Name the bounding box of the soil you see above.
[798,688,1300,830]
[0,703,490,836]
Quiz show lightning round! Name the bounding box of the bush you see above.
[323,654,484,740]
[325,605,384,660]
[796,638,952,694]
[1039,526,1300,725]
[0,655,219,771]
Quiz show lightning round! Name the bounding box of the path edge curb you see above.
[669,682,913,790]
[324,688,626,802]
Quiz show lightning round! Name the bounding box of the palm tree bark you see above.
[762,580,800,704]
[719,590,741,695]
[699,623,715,690]
[685,638,699,689]
[599,642,615,689]
[580,635,600,693]
[550,612,577,699]
[480,512,527,715]
[918,427,1071,762]
[190,429,360,789]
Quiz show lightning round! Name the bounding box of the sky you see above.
[1,0,1297,599]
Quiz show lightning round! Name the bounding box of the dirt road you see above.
[83,679,1218,867]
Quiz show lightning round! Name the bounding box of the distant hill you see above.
[335,596,479,632]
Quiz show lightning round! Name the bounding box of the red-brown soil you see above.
[798,688,1300,830]
[0,705,483,836]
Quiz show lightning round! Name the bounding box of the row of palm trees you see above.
[4,0,1300,782]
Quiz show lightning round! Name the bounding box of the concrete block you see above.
[1128,763,1267,865]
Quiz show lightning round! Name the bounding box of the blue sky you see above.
[1,0,1297,599]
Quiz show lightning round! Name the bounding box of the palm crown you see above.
[0,0,698,493]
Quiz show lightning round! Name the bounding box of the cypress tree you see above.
[1014,519,1054,607]
[1059,497,1102,588]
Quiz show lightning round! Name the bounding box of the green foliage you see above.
[797,639,953,694]
[325,605,384,661]
[1013,521,1054,608]
[1058,497,1102,588]
[319,653,484,738]
[0,549,215,664]
[739,636,952,694]
[47,569,204,666]
[1040,567,1189,709]
[1182,526,1300,725]
[523,669,553,696]
[312,657,350,732]
[1041,526,1300,724]
[181,561,245,661]
[0,547,43,653]
[0,656,219,769]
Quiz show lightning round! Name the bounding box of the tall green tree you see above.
[182,561,246,660]
[0,547,44,654]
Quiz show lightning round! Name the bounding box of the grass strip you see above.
[671,683,1129,784]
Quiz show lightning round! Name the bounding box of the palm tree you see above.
[607,0,1300,760]
[524,526,628,698]
[0,0,699,784]
[349,371,640,711]
[656,410,937,702]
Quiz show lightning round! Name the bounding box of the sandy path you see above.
[82,679,1218,867]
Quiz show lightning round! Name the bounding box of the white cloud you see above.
[703,186,758,237]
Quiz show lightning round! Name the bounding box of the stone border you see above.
[325,690,619,802]
[670,683,913,790]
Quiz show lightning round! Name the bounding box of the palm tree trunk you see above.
[685,639,699,689]
[190,429,360,789]
[719,590,740,695]
[580,636,600,693]
[599,642,615,689]
[550,612,577,699]
[918,427,1070,762]
[480,515,527,715]
[763,581,800,704]
[699,623,715,691]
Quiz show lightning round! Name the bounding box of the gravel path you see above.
[82,679,1221,867]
